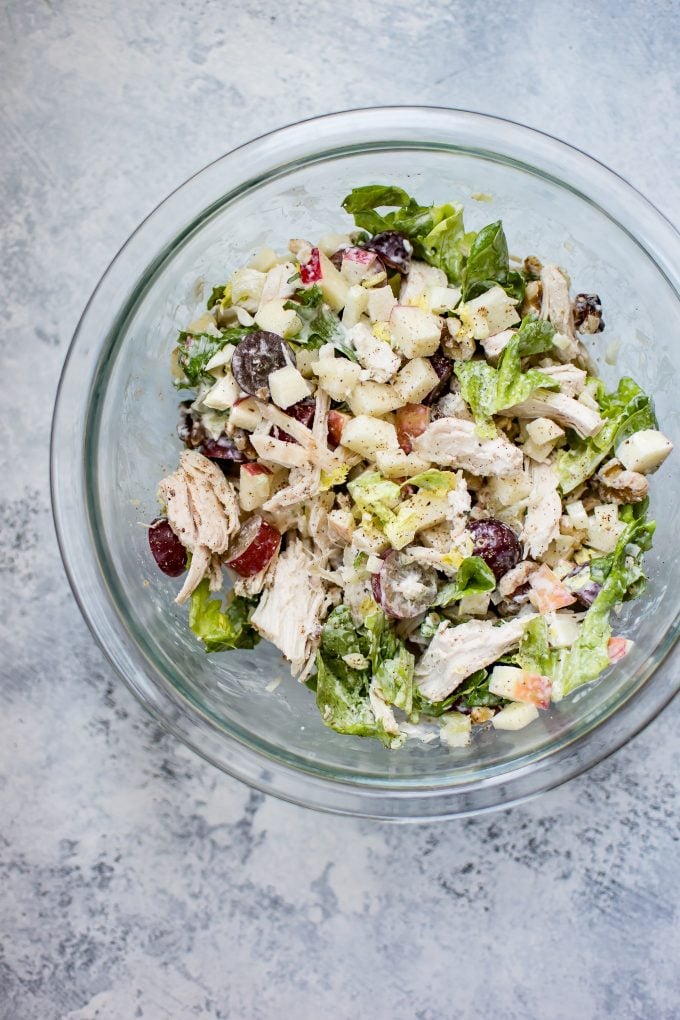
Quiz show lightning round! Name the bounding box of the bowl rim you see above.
[51,105,680,820]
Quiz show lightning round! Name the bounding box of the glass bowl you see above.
[51,108,680,820]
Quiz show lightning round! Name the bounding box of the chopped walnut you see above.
[522,278,542,317]
[471,706,495,724]
[595,457,649,504]
[573,293,605,334]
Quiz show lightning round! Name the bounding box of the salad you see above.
[148,185,673,749]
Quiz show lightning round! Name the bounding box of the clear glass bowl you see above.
[51,108,680,820]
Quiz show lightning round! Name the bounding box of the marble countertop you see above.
[2,1,679,1017]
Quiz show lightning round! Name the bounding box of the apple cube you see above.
[295,347,318,378]
[529,563,577,613]
[375,448,431,478]
[526,417,565,445]
[340,415,399,459]
[313,359,362,401]
[342,285,369,327]
[458,285,520,340]
[492,702,539,731]
[259,262,297,306]
[546,612,580,648]
[427,285,462,314]
[616,429,673,474]
[254,298,302,339]
[457,593,491,617]
[204,345,234,375]
[340,247,381,285]
[318,233,351,256]
[268,365,312,409]
[347,381,402,417]
[587,504,625,553]
[230,396,262,431]
[523,437,555,463]
[349,322,401,383]
[297,249,349,311]
[565,499,589,531]
[393,358,440,404]
[299,246,322,284]
[439,712,472,748]
[367,285,397,323]
[399,261,447,306]
[203,372,241,411]
[248,246,278,272]
[389,306,442,358]
[608,636,634,663]
[489,665,552,709]
[486,471,532,507]
[239,463,273,511]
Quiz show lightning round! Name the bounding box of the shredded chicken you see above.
[446,472,472,535]
[595,457,649,504]
[480,328,515,363]
[262,389,332,512]
[536,363,587,397]
[369,685,400,736]
[250,537,328,675]
[413,418,523,477]
[349,323,401,383]
[415,617,534,702]
[158,451,240,604]
[523,461,562,558]
[539,264,581,360]
[504,389,603,438]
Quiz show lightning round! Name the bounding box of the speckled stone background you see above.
[2,1,680,1017]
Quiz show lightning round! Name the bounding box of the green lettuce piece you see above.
[557,376,657,494]
[415,668,503,716]
[404,469,459,492]
[434,556,496,607]
[314,606,415,744]
[189,580,260,653]
[553,505,655,699]
[285,284,357,361]
[461,221,526,302]
[517,617,555,676]
[176,326,252,388]
[419,204,467,282]
[348,472,401,511]
[455,316,557,433]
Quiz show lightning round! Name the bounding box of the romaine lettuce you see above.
[189,580,260,652]
[461,221,526,301]
[176,326,252,388]
[434,556,496,607]
[285,284,358,361]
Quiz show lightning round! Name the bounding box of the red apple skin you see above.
[395,404,430,454]
[342,247,378,266]
[226,517,281,577]
[241,462,271,477]
[300,248,322,284]
[327,410,350,448]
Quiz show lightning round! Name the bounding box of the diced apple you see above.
[565,499,589,531]
[427,285,462,314]
[616,429,673,474]
[297,248,349,311]
[327,507,355,543]
[342,285,369,327]
[458,285,520,340]
[529,563,577,613]
[348,322,401,383]
[523,437,555,464]
[254,298,302,338]
[395,403,430,454]
[203,372,241,411]
[486,471,532,507]
[393,358,440,404]
[239,463,273,511]
[340,247,381,285]
[230,396,262,431]
[248,247,278,272]
[299,246,322,283]
[340,415,399,459]
[375,448,431,478]
[327,410,351,447]
[489,665,552,709]
[318,233,351,256]
[526,417,565,445]
[399,261,447,306]
[295,347,318,378]
[313,359,362,401]
[347,381,402,417]
[439,712,472,748]
[457,593,491,617]
[204,345,234,375]
[546,612,580,648]
[492,702,539,731]
[389,305,442,358]
[268,365,312,409]
[587,504,625,553]
[367,285,397,323]
[608,636,634,663]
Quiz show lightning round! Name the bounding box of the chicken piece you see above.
[595,457,649,504]
[258,262,297,307]
[415,617,534,702]
[432,391,473,421]
[447,471,472,535]
[539,264,581,360]
[348,322,401,383]
[256,399,338,471]
[250,537,327,675]
[480,328,516,363]
[503,389,603,439]
[261,390,333,511]
[499,560,539,599]
[523,461,562,558]
[535,363,587,397]
[158,450,240,604]
[413,417,523,477]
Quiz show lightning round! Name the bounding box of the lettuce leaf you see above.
[314,606,415,744]
[455,316,557,433]
[434,556,496,607]
[176,326,252,388]
[415,668,503,716]
[404,469,459,492]
[553,505,655,699]
[189,580,260,652]
[557,376,657,494]
[517,617,555,676]
[285,284,357,360]
[461,221,526,302]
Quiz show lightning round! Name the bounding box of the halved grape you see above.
[177,406,249,463]
[231,331,293,399]
[379,551,438,619]
[364,231,412,274]
[563,565,602,607]
[148,518,186,577]
[467,519,521,580]
[395,403,430,454]
[225,516,281,577]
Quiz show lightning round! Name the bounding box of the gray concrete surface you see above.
[1,1,679,1017]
